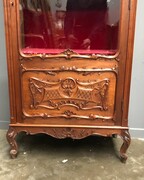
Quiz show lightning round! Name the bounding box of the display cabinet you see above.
[3,0,137,162]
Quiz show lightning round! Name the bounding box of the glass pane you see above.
[20,0,121,54]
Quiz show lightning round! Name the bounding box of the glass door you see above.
[19,0,121,54]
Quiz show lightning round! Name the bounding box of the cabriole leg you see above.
[6,127,18,158]
[119,130,131,163]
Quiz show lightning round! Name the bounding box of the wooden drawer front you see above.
[21,70,116,124]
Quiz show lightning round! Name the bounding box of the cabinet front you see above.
[21,66,117,125]
[15,0,129,126]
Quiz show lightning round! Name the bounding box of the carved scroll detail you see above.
[20,64,118,75]
[9,127,109,140]
[22,110,113,121]
[29,77,110,112]
[19,49,120,61]
[6,127,18,158]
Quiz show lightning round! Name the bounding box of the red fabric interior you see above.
[22,48,116,55]
[22,8,118,55]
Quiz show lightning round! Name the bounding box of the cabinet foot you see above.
[6,127,18,158]
[119,130,131,163]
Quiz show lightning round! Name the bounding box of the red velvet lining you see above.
[21,48,116,55]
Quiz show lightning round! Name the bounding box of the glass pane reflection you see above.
[20,0,120,54]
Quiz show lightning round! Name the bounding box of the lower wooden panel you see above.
[21,70,116,125]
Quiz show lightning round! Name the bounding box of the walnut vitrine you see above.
[3,0,137,162]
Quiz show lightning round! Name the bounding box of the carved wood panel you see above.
[21,70,116,123]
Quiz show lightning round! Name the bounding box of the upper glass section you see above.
[19,0,121,54]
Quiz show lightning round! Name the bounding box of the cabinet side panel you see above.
[3,0,22,124]
[122,0,137,126]
[3,0,17,123]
